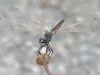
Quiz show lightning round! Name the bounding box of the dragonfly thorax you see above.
[39,31,53,47]
[44,31,53,42]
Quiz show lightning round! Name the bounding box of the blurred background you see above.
[0,0,100,75]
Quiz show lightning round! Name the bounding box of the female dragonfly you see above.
[19,17,100,58]
[38,19,64,57]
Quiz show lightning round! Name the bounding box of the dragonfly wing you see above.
[60,22,100,32]
[51,19,64,34]
[16,15,47,35]
[60,23,82,32]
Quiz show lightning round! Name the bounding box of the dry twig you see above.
[44,63,52,75]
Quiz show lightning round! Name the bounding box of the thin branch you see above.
[43,63,52,75]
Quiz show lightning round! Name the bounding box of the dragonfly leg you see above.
[46,45,49,54]
[38,46,43,55]
[46,45,53,57]
[48,45,53,57]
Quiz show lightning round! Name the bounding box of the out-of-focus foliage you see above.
[0,0,100,75]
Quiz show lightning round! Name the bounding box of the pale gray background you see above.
[0,0,100,75]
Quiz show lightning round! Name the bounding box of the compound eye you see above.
[39,38,45,43]
[40,39,44,43]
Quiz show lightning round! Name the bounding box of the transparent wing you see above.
[58,22,100,33]
[14,14,48,35]
[21,16,45,33]
[13,13,100,35]
[61,23,82,32]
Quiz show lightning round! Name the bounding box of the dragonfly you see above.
[38,19,64,57]
[17,16,100,58]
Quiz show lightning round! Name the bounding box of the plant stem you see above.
[43,64,52,75]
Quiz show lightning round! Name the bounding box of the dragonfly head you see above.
[39,38,46,47]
